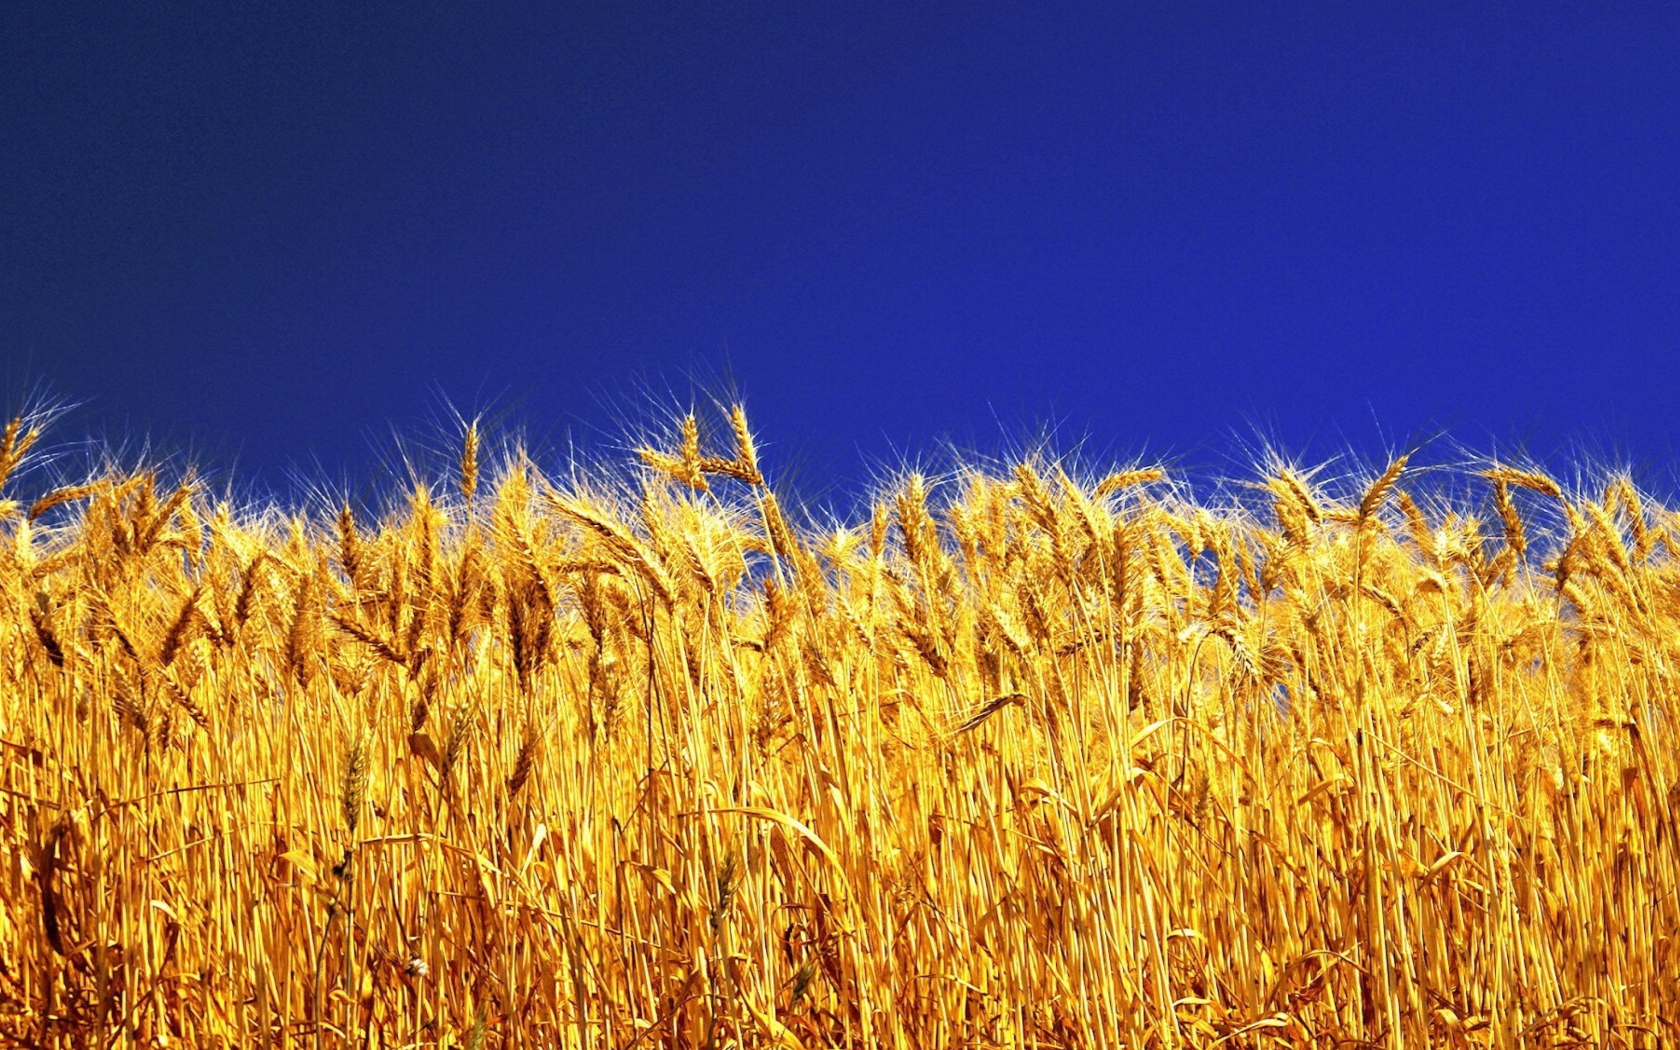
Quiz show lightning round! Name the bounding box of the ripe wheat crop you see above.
[0,406,1676,1048]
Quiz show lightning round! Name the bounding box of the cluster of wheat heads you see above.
[1,406,1677,1049]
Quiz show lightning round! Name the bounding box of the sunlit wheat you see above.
[0,407,1675,1047]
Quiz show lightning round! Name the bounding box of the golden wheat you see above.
[0,407,1675,1048]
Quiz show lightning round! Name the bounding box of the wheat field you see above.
[0,405,1675,1048]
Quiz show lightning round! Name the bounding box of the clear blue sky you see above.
[4,3,1678,498]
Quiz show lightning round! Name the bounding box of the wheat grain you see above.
[1357,455,1407,525]
[1482,464,1563,499]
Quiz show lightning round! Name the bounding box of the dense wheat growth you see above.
[1,405,1676,1048]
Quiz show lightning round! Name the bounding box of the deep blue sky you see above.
[4,3,1678,499]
